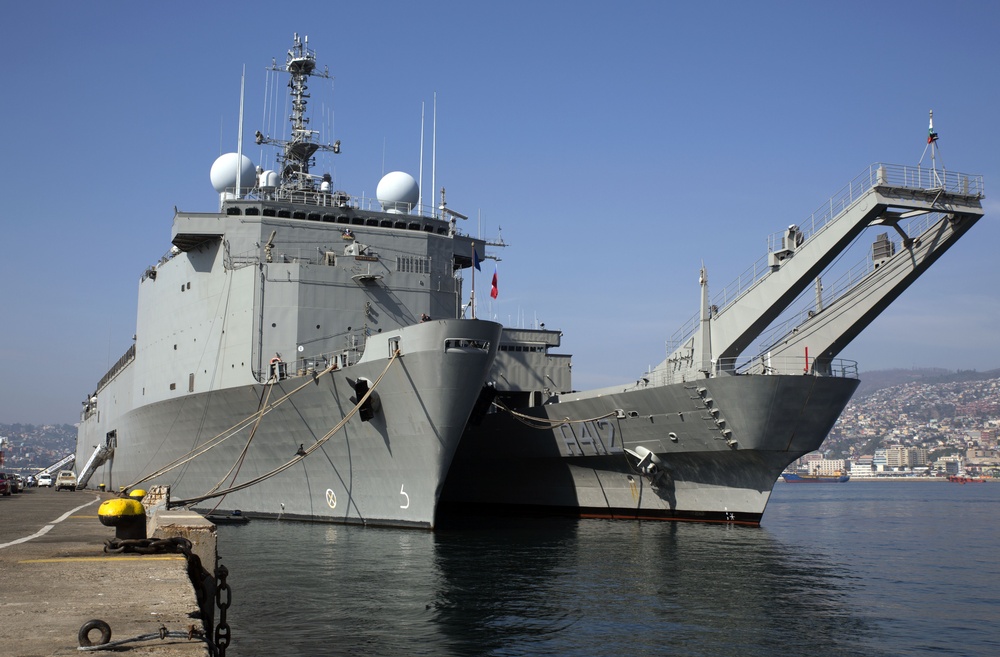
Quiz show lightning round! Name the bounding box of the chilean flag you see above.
[490,267,498,299]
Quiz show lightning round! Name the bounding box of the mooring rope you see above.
[169,349,400,507]
[124,363,336,490]
[205,375,279,514]
[491,398,618,429]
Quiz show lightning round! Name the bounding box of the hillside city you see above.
[792,369,1000,478]
[2,369,999,479]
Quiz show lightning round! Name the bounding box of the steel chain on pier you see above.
[101,536,233,656]
[215,564,231,657]
[103,536,194,555]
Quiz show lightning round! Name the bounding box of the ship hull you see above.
[78,319,501,529]
[441,374,859,525]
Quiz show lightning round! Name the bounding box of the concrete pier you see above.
[0,487,213,656]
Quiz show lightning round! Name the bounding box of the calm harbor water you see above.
[217,482,999,656]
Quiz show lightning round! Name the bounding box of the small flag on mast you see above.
[490,267,498,299]
[473,247,482,271]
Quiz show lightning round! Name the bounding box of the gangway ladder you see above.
[77,435,115,489]
[39,453,76,477]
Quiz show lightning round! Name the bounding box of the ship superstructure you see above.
[76,35,501,528]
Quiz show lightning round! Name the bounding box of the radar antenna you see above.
[254,34,340,192]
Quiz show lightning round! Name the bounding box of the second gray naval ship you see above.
[76,35,501,528]
[442,117,985,525]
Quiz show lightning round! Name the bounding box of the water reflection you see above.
[218,514,886,657]
[429,518,885,657]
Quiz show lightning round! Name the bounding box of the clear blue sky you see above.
[2,1,998,425]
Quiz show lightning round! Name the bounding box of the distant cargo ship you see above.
[781,473,850,483]
[947,475,986,484]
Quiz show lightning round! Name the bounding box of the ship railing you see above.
[228,255,260,270]
[733,355,858,379]
[642,355,858,387]
[260,328,373,381]
[140,246,184,282]
[666,163,983,352]
[222,185,444,220]
[283,347,361,379]
[95,343,136,393]
[225,242,261,270]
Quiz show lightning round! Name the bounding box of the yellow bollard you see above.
[98,498,146,540]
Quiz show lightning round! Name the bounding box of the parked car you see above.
[8,474,22,494]
[55,470,77,491]
[0,472,11,496]
[37,473,53,488]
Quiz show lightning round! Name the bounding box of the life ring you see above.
[270,356,282,365]
[79,619,112,647]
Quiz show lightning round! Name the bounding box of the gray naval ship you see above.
[76,34,501,528]
[442,125,986,525]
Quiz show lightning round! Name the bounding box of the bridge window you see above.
[445,338,490,352]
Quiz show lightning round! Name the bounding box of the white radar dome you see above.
[259,170,279,190]
[210,153,257,194]
[376,171,419,214]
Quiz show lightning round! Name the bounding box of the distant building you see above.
[887,445,909,468]
[849,456,874,476]
[811,459,846,475]
[934,456,963,475]
[803,452,824,466]
[967,447,998,462]
[873,448,888,471]
[886,445,929,469]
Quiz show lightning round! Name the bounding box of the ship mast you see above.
[255,33,340,192]
[918,109,944,188]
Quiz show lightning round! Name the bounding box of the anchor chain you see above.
[104,536,193,555]
[215,564,232,657]
[101,537,234,656]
